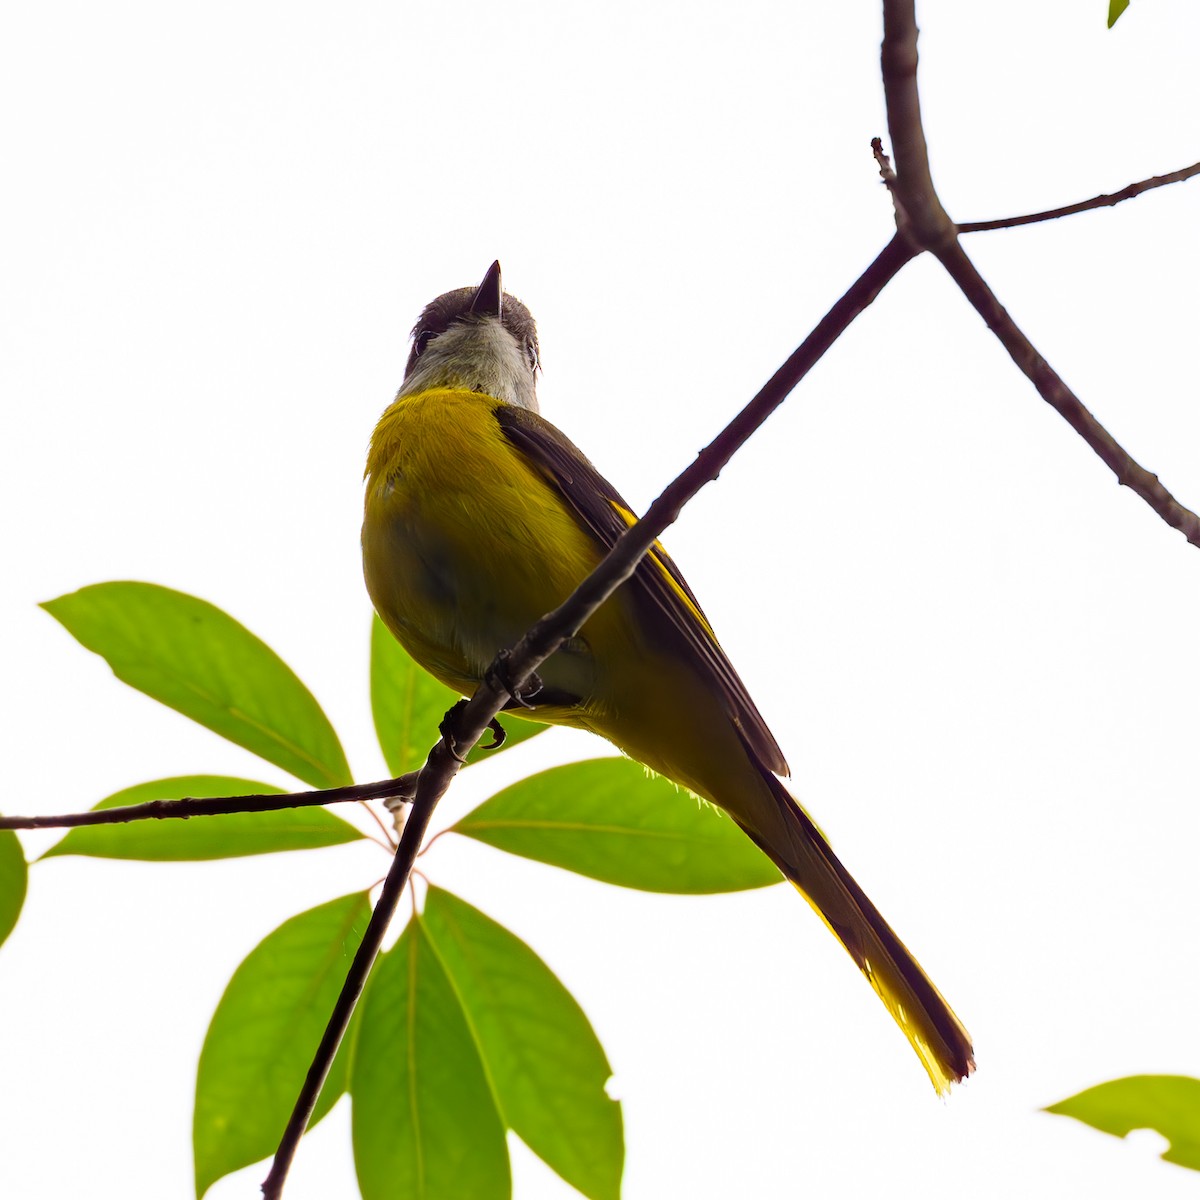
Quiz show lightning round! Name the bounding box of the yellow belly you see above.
[362,386,754,804]
[362,388,605,709]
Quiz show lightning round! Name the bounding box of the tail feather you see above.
[738,760,975,1093]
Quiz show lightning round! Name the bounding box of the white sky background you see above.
[2,1,1199,1197]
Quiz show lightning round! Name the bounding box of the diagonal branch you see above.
[959,162,1200,233]
[260,232,917,1198]
[880,0,1200,547]
[261,752,444,1200]
[935,241,1200,544]
[516,233,917,670]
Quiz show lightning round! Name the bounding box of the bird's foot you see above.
[438,700,471,763]
[439,700,508,761]
[487,649,544,709]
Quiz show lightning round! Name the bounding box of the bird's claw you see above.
[486,649,543,709]
[439,703,508,760]
[439,699,471,763]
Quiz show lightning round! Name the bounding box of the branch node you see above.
[872,137,897,186]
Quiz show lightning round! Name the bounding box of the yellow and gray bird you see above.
[362,261,974,1092]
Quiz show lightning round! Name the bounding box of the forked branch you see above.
[881,0,1200,546]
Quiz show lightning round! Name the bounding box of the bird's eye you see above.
[526,339,540,371]
[414,329,436,357]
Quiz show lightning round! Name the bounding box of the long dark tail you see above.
[737,754,975,1092]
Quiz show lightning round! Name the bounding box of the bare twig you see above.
[872,136,896,186]
[260,232,917,1198]
[936,240,1200,544]
[0,776,418,831]
[879,0,1200,546]
[871,136,902,225]
[959,162,1200,233]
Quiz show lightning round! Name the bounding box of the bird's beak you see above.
[470,260,503,319]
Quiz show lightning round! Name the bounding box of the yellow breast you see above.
[361,387,607,704]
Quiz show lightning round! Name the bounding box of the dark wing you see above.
[495,402,788,776]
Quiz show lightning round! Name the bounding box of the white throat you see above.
[398,317,539,412]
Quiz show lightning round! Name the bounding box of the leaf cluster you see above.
[1,582,779,1197]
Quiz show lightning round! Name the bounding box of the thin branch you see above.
[261,749,447,1200]
[260,232,917,1198]
[959,162,1200,233]
[935,240,1200,545]
[511,234,917,674]
[0,776,418,831]
[880,0,955,250]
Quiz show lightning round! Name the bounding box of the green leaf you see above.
[194,892,372,1198]
[370,613,544,774]
[351,919,510,1200]
[1046,1075,1200,1170]
[453,757,783,893]
[423,887,622,1200]
[1108,0,1130,28]
[41,775,364,861]
[0,828,27,950]
[42,582,351,788]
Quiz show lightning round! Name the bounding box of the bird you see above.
[362,261,974,1092]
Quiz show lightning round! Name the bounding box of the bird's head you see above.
[399,260,541,412]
